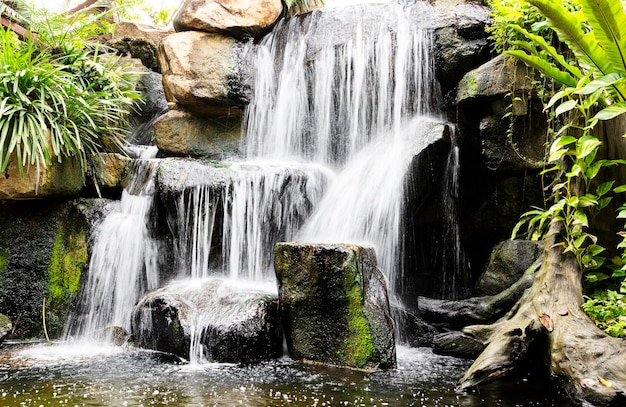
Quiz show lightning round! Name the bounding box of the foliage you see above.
[0,1,31,26]
[582,290,626,337]
[285,0,322,14]
[504,0,626,336]
[149,6,176,26]
[487,0,548,53]
[0,6,141,178]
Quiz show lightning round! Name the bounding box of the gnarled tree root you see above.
[458,223,626,406]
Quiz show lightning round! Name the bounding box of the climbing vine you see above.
[490,0,626,336]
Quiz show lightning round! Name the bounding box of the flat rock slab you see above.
[274,243,396,370]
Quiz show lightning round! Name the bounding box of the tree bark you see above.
[458,221,626,406]
[418,260,538,328]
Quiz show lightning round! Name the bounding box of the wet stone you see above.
[274,243,396,370]
[131,277,282,363]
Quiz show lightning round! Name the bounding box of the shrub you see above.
[0,8,141,178]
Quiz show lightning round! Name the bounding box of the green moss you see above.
[0,247,7,279]
[46,222,88,337]
[342,251,376,369]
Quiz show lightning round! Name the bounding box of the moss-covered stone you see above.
[46,221,88,337]
[274,243,395,370]
[0,199,96,339]
[0,312,11,344]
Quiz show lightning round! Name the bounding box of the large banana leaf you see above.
[529,0,626,101]
[528,0,615,77]
[505,49,578,87]
[578,0,626,100]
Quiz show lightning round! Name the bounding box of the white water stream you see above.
[67,1,452,352]
[65,147,160,340]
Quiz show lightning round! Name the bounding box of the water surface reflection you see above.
[0,344,573,406]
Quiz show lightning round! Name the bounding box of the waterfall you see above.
[65,148,160,340]
[68,0,458,351]
[441,146,470,299]
[244,1,442,301]
[244,3,438,166]
[172,162,332,281]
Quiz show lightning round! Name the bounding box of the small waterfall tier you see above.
[158,159,333,281]
[132,277,281,364]
[65,153,160,340]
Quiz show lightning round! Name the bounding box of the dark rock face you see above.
[474,240,543,296]
[132,277,282,363]
[394,306,438,347]
[448,54,548,289]
[433,0,492,95]
[128,71,169,145]
[0,199,106,339]
[274,243,396,370]
[111,38,161,73]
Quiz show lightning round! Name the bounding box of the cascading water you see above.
[244,1,443,303]
[172,162,332,281]
[65,147,160,340]
[67,0,461,356]
[244,3,438,166]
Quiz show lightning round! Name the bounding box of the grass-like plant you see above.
[0,6,141,178]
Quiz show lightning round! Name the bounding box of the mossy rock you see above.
[274,243,396,370]
[0,313,12,343]
[0,199,99,339]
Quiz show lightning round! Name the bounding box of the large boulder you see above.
[274,243,396,370]
[456,55,535,104]
[155,109,242,158]
[89,153,132,191]
[173,0,283,39]
[433,0,492,94]
[113,21,174,50]
[131,277,282,363]
[456,55,547,175]
[474,239,543,296]
[159,31,250,114]
[0,156,84,201]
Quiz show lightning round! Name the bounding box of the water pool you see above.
[0,344,574,406]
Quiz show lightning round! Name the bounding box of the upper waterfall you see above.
[243,2,440,165]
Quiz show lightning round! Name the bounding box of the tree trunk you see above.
[458,221,626,406]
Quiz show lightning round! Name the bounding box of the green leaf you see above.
[528,0,615,79]
[555,99,578,116]
[554,135,578,147]
[575,73,626,95]
[593,102,626,121]
[588,244,606,256]
[578,0,626,81]
[614,184,626,193]
[505,50,578,87]
[573,210,589,227]
[597,197,612,211]
[597,181,615,197]
[577,135,602,159]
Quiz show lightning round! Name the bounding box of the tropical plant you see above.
[504,0,626,336]
[0,5,141,178]
[0,1,30,26]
